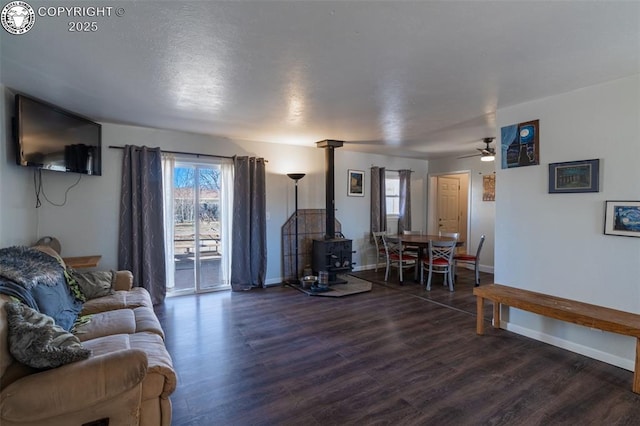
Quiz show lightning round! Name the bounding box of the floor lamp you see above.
[287,173,305,283]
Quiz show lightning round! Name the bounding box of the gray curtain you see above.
[398,169,412,234]
[230,156,267,291]
[370,166,387,237]
[118,145,166,305]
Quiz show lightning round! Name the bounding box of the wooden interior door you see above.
[437,176,460,235]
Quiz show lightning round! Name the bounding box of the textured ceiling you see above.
[2,1,639,159]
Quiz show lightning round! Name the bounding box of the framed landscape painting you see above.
[549,159,599,193]
[604,200,640,238]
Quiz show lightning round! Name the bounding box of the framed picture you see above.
[548,159,599,193]
[604,201,640,238]
[500,119,540,169]
[482,174,495,201]
[347,169,364,197]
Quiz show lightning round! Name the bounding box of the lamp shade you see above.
[287,173,306,180]
[480,155,495,162]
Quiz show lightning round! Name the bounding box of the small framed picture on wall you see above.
[604,200,640,238]
[548,159,599,193]
[347,169,364,197]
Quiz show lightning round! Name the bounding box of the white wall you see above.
[0,86,38,246]
[1,109,428,284]
[495,74,640,370]
[335,149,429,271]
[427,156,496,271]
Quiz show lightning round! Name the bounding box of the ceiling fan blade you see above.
[459,136,496,159]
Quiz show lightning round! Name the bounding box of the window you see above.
[385,173,400,216]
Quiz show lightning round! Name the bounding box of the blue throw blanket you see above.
[0,246,82,331]
[0,277,38,309]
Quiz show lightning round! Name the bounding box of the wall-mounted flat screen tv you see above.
[14,93,102,176]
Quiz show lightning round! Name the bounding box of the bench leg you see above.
[493,302,501,329]
[634,338,640,394]
[476,296,485,335]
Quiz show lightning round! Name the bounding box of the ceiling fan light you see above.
[480,155,495,162]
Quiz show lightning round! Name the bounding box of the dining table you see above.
[386,234,463,283]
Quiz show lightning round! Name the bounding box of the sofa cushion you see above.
[133,306,166,340]
[74,307,165,342]
[4,302,91,369]
[74,309,137,341]
[83,332,177,400]
[81,287,153,315]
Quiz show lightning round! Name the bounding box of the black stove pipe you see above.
[316,139,343,240]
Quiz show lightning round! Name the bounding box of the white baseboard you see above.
[273,262,491,282]
[352,264,371,272]
[479,263,494,274]
[503,321,634,372]
[357,263,494,274]
[451,263,494,274]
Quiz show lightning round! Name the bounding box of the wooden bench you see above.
[473,283,640,394]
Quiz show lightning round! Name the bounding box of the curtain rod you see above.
[370,166,414,172]
[108,145,268,162]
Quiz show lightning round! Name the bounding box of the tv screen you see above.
[14,94,102,176]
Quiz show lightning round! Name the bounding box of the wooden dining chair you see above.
[453,234,485,287]
[438,231,460,242]
[421,239,457,291]
[381,234,416,284]
[371,231,387,272]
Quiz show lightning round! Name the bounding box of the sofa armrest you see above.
[0,349,148,423]
[113,270,134,291]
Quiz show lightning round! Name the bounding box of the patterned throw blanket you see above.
[0,246,82,330]
[0,246,64,288]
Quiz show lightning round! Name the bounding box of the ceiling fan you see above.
[458,137,496,161]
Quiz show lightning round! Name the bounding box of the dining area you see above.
[372,231,485,291]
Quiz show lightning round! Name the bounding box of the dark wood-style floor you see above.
[155,267,640,425]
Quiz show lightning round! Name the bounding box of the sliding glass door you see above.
[168,160,229,295]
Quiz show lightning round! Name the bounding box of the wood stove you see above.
[312,140,353,283]
[312,238,352,283]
